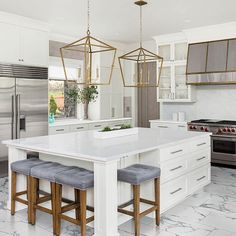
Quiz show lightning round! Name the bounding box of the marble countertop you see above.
[49,117,132,127]
[3,128,210,163]
[149,119,188,125]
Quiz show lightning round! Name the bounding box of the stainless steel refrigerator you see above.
[0,64,48,163]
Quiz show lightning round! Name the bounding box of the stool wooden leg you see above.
[11,171,17,215]
[79,190,87,236]
[50,182,56,234]
[154,178,160,226]
[31,177,37,225]
[55,184,62,236]
[133,185,140,236]
[74,189,80,221]
[27,176,32,223]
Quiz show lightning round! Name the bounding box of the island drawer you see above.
[188,148,211,170]
[161,157,188,182]
[159,143,188,162]
[161,175,187,211]
[188,164,210,194]
[189,136,211,153]
[70,124,89,132]
[49,125,70,135]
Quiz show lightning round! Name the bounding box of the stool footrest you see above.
[15,197,28,205]
[140,206,158,218]
[35,205,53,215]
[37,195,51,204]
[15,190,27,197]
[59,214,94,225]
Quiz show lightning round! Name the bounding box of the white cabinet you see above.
[0,22,48,67]
[155,34,195,102]
[150,120,187,131]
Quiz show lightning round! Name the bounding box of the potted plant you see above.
[49,95,57,123]
[78,85,98,120]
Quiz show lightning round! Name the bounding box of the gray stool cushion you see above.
[31,162,73,182]
[11,158,47,176]
[55,167,94,190]
[118,164,161,185]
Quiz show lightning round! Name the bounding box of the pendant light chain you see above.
[140,5,143,47]
[87,0,90,35]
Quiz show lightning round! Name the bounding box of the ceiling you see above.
[0,0,236,43]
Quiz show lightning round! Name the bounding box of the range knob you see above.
[193,126,197,130]
[227,128,231,132]
[232,129,235,132]
[223,128,227,132]
[200,127,204,131]
[218,128,222,133]
[205,128,209,132]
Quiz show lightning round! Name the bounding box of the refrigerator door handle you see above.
[11,95,16,139]
[16,94,20,139]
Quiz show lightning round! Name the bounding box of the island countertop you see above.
[3,128,211,163]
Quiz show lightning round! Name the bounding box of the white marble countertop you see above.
[49,117,132,127]
[3,128,210,163]
[149,119,188,125]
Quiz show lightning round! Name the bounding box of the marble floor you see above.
[0,166,236,236]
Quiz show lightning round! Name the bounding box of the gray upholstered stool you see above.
[10,158,48,222]
[30,162,74,234]
[54,167,95,236]
[118,164,161,236]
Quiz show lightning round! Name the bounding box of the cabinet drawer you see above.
[188,164,210,193]
[49,125,70,135]
[188,149,211,170]
[70,124,88,132]
[159,143,187,162]
[189,136,210,153]
[161,157,188,182]
[161,176,187,211]
[89,122,108,130]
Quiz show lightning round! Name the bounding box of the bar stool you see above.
[10,158,48,222]
[118,164,161,236]
[30,162,74,234]
[54,167,95,236]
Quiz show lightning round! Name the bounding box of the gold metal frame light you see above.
[118,0,163,87]
[60,0,117,85]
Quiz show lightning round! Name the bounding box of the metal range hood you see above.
[186,38,236,85]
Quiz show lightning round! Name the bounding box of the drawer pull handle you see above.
[170,188,182,195]
[94,125,102,127]
[197,142,206,147]
[171,149,183,154]
[170,165,183,172]
[158,125,168,128]
[197,156,206,161]
[197,176,206,182]
[56,129,64,132]
[76,127,84,129]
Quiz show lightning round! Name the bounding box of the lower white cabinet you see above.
[70,124,88,132]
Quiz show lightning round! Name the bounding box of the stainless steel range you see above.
[188,119,236,167]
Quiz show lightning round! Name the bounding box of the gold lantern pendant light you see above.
[60,0,117,85]
[119,0,163,87]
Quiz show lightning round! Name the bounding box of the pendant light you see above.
[60,0,117,85]
[119,0,163,87]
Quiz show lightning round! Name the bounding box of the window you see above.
[49,80,77,118]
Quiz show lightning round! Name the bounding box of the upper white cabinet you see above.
[154,33,195,102]
[0,20,49,67]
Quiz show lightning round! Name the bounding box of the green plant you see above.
[49,96,57,115]
[120,124,132,129]
[78,85,98,104]
[102,126,112,132]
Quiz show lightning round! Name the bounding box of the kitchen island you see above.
[3,128,211,236]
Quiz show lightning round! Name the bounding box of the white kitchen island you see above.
[3,128,211,236]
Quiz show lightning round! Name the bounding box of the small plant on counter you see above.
[101,124,132,132]
[49,95,58,115]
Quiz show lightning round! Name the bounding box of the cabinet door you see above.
[158,44,171,61]
[206,40,227,72]
[20,28,49,66]
[0,23,20,64]
[158,66,172,100]
[175,42,188,61]
[187,43,207,74]
[227,39,236,71]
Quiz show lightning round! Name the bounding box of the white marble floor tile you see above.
[208,229,236,236]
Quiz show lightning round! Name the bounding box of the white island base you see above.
[4,128,211,236]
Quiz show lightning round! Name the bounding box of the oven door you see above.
[211,135,236,165]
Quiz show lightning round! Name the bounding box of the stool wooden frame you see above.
[55,183,94,236]
[118,178,160,236]
[11,171,32,222]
